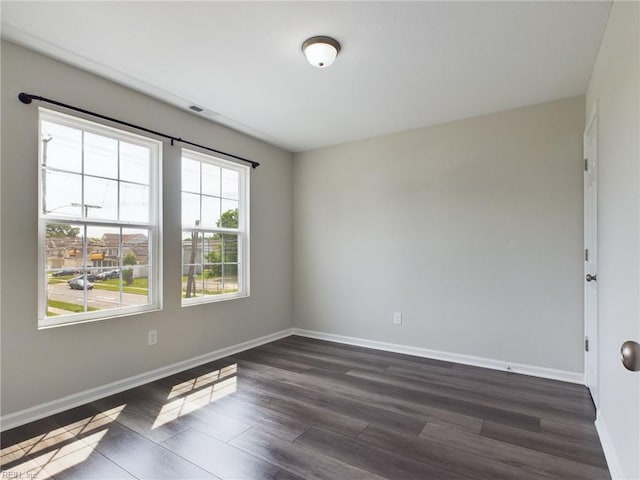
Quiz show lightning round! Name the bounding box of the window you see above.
[181,150,249,304]
[39,109,161,328]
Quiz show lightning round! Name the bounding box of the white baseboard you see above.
[595,413,624,479]
[292,328,585,385]
[0,328,293,432]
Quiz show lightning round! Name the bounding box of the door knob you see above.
[586,274,597,282]
[621,341,640,372]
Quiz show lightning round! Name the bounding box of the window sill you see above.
[181,292,249,307]
[38,304,161,329]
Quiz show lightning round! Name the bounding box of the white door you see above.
[584,109,599,407]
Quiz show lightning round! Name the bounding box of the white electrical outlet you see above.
[148,329,158,346]
[393,312,402,325]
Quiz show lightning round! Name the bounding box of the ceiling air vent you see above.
[189,105,204,113]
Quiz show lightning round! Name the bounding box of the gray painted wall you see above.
[293,97,585,374]
[0,41,293,415]
[586,1,639,477]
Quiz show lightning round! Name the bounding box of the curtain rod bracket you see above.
[18,93,34,104]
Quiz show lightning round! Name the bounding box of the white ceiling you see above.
[1,1,610,152]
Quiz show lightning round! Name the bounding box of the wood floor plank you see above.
[480,420,608,468]
[1,434,31,470]
[258,341,390,373]
[282,336,455,369]
[42,450,135,480]
[540,418,603,444]
[230,360,427,435]
[0,454,53,480]
[357,423,536,480]
[347,367,593,424]
[234,349,316,374]
[2,426,74,466]
[229,428,388,480]
[385,365,594,413]
[197,394,311,441]
[244,346,351,373]
[175,405,252,442]
[233,357,494,434]
[23,423,136,480]
[221,359,374,437]
[420,423,610,480]
[1,408,131,480]
[87,373,244,445]
[450,362,589,394]
[93,421,218,479]
[88,393,192,443]
[162,427,302,480]
[2,417,68,452]
[307,366,542,432]
[227,377,370,438]
[295,426,469,480]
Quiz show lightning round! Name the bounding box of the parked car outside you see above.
[69,278,94,290]
[96,270,120,281]
[52,269,77,277]
[68,272,98,283]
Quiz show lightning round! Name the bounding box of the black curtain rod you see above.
[18,92,260,169]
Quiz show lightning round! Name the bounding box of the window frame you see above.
[37,108,163,328]
[181,149,250,306]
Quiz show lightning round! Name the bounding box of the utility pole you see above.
[186,220,200,298]
[41,135,53,214]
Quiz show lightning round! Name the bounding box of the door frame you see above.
[584,103,599,406]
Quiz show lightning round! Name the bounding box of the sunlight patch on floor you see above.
[0,404,125,480]
[153,373,237,429]
[167,364,237,400]
[33,428,109,478]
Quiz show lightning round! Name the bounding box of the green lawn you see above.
[48,275,149,296]
[182,274,206,282]
[47,299,99,313]
[102,277,149,289]
[48,274,75,284]
[94,277,148,295]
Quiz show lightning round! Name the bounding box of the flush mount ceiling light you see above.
[302,36,341,68]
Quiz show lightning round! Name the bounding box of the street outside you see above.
[48,281,148,313]
[46,276,239,316]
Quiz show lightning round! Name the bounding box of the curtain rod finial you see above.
[18,93,33,104]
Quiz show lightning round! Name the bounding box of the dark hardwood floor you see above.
[1,335,610,479]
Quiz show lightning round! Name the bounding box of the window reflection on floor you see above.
[0,364,238,479]
[1,364,239,478]
[0,405,125,479]
[154,365,238,429]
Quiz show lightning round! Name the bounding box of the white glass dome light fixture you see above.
[302,36,341,68]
